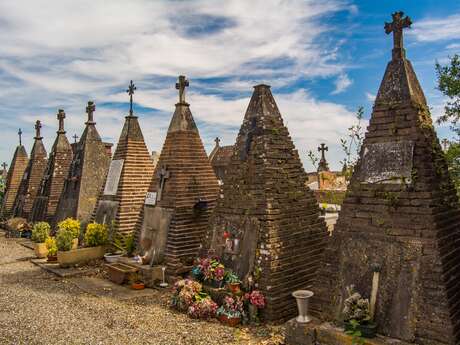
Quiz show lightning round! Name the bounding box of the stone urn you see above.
[292,290,314,323]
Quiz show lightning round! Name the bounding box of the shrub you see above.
[57,218,80,239]
[56,228,74,251]
[45,237,57,256]
[84,223,108,247]
[31,222,50,243]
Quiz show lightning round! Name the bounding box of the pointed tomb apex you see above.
[206,84,329,322]
[31,109,73,223]
[1,129,28,219]
[93,81,154,238]
[13,120,47,219]
[54,101,111,228]
[308,12,460,345]
[137,75,219,276]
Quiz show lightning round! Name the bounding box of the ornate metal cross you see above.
[214,137,221,147]
[35,120,42,139]
[18,128,22,146]
[385,11,412,53]
[176,75,189,103]
[86,101,96,124]
[126,80,136,116]
[318,143,328,160]
[73,134,79,144]
[156,165,170,202]
[57,109,66,133]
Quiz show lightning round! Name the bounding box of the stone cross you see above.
[215,137,221,147]
[126,80,136,116]
[57,109,66,133]
[385,11,412,59]
[318,143,329,172]
[318,143,328,161]
[35,120,42,139]
[156,165,170,202]
[18,128,22,146]
[86,101,96,124]
[73,134,79,144]
[175,75,189,104]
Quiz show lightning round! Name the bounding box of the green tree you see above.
[444,142,460,197]
[435,54,460,135]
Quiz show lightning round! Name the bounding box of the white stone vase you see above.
[292,290,314,323]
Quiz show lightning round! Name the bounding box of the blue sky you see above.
[0,0,459,172]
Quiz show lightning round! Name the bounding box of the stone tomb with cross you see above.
[286,12,460,345]
[13,120,48,220]
[93,81,154,239]
[137,75,219,276]
[54,101,111,228]
[0,129,28,219]
[31,110,73,223]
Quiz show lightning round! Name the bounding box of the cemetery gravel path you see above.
[0,233,283,345]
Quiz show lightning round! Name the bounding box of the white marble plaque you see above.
[145,192,157,205]
[103,159,124,195]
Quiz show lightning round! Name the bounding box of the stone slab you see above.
[285,319,411,345]
[117,257,165,288]
[31,259,98,277]
[103,159,124,195]
[70,276,158,300]
[18,239,35,250]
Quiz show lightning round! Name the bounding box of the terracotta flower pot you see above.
[71,238,79,250]
[226,316,241,327]
[47,255,58,262]
[131,282,145,290]
[34,243,48,259]
[228,283,241,294]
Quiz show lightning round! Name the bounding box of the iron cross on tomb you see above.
[86,101,96,124]
[318,143,328,161]
[126,80,136,116]
[176,75,189,104]
[35,120,42,139]
[73,134,79,144]
[57,109,66,133]
[385,11,412,59]
[156,166,170,202]
[18,128,22,146]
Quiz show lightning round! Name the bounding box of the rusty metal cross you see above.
[57,109,66,133]
[126,80,136,116]
[318,143,328,161]
[18,128,22,146]
[175,75,189,104]
[35,120,42,139]
[86,101,96,124]
[156,165,170,202]
[73,134,79,144]
[385,11,412,51]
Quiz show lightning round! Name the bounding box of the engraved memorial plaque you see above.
[358,141,414,184]
[103,159,124,195]
[144,192,157,205]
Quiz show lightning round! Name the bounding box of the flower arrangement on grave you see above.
[225,271,241,293]
[171,279,204,312]
[45,237,58,261]
[187,294,218,320]
[84,223,108,247]
[57,218,81,239]
[216,295,245,326]
[31,222,50,243]
[342,285,376,339]
[193,257,226,287]
[244,290,266,323]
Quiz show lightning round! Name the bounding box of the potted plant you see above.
[343,286,377,338]
[187,294,218,320]
[31,222,50,258]
[245,290,265,323]
[129,272,145,290]
[217,295,244,327]
[105,233,135,263]
[45,237,58,262]
[197,257,225,288]
[225,271,241,294]
[57,218,80,249]
[171,279,203,312]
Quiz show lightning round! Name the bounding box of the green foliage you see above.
[112,233,136,255]
[436,54,460,135]
[57,218,80,239]
[384,192,400,209]
[31,222,50,243]
[340,106,365,180]
[225,271,241,284]
[45,237,58,256]
[84,223,108,247]
[345,319,365,345]
[444,142,460,197]
[307,150,319,170]
[56,228,74,251]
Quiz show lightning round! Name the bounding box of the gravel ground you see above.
[0,233,284,345]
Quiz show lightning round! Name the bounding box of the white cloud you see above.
[410,14,460,42]
[331,73,353,94]
[366,92,376,102]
